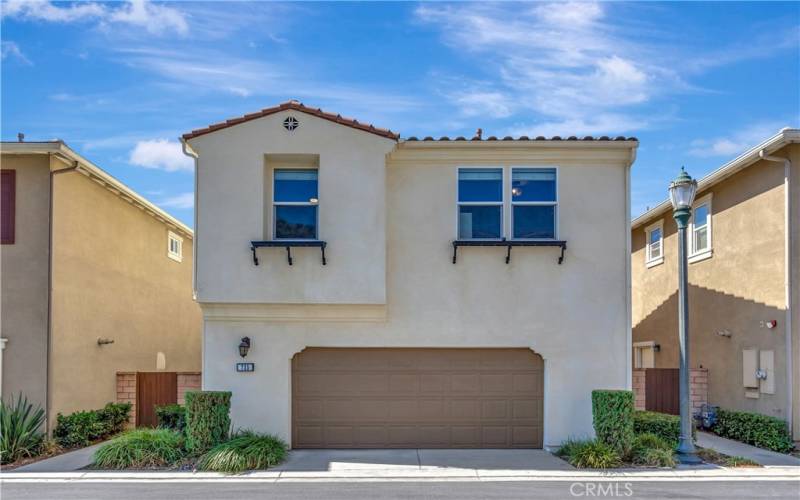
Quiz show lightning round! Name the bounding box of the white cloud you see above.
[2,0,188,36]
[415,2,660,135]
[107,0,188,36]
[1,41,32,65]
[129,139,193,172]
[688,122,789,158]
[157,192,194,209]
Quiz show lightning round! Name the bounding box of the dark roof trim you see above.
[182,100,400,141]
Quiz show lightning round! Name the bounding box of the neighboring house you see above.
[182,100,638,449]
[0,140,202,430]
[631,128,800,440]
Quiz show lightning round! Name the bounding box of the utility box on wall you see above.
[742,348,775,397]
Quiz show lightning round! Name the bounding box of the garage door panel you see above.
[292,348,543,448]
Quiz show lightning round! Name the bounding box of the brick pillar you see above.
[177,372,201,404]
[690,368,708,413]
[632,369,646,410]
[116,372,137,428]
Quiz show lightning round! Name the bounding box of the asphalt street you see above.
[2,480,799,500]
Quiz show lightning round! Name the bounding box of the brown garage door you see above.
[292,348,543,449]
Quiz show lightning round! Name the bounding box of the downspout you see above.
[46,155,79,433]
[180,139,199,299]
[759,149,793,433]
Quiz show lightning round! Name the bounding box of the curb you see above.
[2,467,799,483]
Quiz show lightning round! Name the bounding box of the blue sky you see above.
[2,1,798,226]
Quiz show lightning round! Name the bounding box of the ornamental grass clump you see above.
[197,431,287,473]
[93,429,185,469]
[0,394,45,464]
[556,438,622,469]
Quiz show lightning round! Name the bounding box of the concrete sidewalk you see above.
[10,442,102,473]
[697,431,800,467]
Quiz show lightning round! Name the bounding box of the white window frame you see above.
[456,166,504,240]
[509,166,559,241]
[167,231,183,262]
[645,220,664,268]
[272,168,320,241]
[688,193,713,264]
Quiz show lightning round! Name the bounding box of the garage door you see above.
[292,348,543,448]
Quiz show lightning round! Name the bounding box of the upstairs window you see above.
[511,168,557,239]
[274,169,318,239]
[1,170,15,245]
[645,220,663,267]
[689,194,712,262]
[457,168,503,239]
[167,231,183,262]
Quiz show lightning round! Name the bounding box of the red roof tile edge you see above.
[182,100,638,143]
[182,100,400,141]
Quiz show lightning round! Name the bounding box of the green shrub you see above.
[592,390,634,454]
[197,431,287,473]
[561,439,622,469]
[633,411,692,446]
[632,447,676,467]
[155,404,186,432]
[185,391,231,454]
[712,409,793,453]
[0,394,45,464]
[54,402,132,448]
[555,437,587,458]
[93,429,185,469]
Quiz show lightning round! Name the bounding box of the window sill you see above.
[167,252,182,262]
[645,257,664,268]
[688,249,713,264]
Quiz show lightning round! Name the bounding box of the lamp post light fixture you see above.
[668,167,701,464]
[238,337,251,358]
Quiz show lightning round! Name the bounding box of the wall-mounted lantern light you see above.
[653,344,661,353]
[238,337,251,358]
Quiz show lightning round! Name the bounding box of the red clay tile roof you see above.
[182,100,400,141]
[403,135,638,142]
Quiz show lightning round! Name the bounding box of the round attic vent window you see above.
[283,116,299,131]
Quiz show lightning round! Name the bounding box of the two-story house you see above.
[1,140,202,429]
[631,128,800,440]
[183,100,638,449]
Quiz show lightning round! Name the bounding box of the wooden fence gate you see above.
[645,368,679,415]
[136,372,177,427]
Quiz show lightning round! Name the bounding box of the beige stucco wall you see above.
[191,113,635,447]
[189,110,396,305]
[48,169,201,427]
[0,154,51,411]
[632,146,795,424]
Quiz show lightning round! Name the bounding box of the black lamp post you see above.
[668,167,701,464]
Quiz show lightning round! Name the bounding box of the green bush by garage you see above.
[711,409,793,453]
[184,391,232,454]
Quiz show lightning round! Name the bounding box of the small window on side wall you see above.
[274,169,318,240]
[167,231,183,262]
[645,221,664,268]
[457,168,503,239]
[511,168,557,239]
[1,170,15,245]
[689,194,712,263]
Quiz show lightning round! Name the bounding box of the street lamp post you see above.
[668,167,701,464]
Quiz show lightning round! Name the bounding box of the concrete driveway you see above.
[272,449,573,473]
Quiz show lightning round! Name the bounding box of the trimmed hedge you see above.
[54,402,132,448]
[155,404,186,432]
[592,390,634,453]
[712,409,793,453]
[185,391,231,454]
[633,410,696,446]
